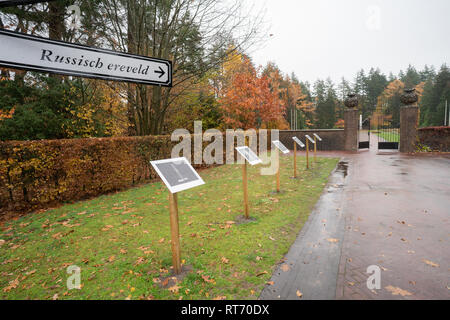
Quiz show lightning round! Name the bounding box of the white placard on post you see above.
[293,137,305,148]
[313,133,323,141]
[272,140,290,154]
[150,158,205,194]
[236,147,263,166]
[305,135,315,144]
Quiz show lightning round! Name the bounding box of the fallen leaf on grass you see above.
[52,294,59,300]
[25,270,36,276]
[423,259,439,268]
[134,257,146,266]
[158,238,165,243]
[120,249,127,254]
[108,256,115,263]
[221,257,229,264]
[101,225,114,232]
[3,278,19,292]
[256,271,268,277]
[213,296,227,300]
[168,285,181,294]
[0,240,5,247]
[385,285,412,296]
[201,275,215,284]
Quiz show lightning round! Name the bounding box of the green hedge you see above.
[0,132,274,219]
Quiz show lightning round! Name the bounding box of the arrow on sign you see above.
[155,66,166,79]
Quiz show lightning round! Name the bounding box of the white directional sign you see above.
[313,133,323,141]
[236,147,263,166]
[292,137,305,148]
[305,135,315,144]
[151,158,204,194]
[0,29,172,86]
[272,140,290,154]
[0,0,56,7]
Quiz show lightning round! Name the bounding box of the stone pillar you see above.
[344,94,359,152]
[400,88,419,153]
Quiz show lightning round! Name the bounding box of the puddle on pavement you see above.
[336,161,348,178]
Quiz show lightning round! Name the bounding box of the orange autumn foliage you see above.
[219,58,285,130]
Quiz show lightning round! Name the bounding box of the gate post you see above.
[344,94,359,152]
[400,88,419,153]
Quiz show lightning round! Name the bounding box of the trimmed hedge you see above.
[418,126,450,152]
[0,132,275,219]
[0,136,170,217]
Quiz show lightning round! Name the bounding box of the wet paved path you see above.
[261,136,450,300]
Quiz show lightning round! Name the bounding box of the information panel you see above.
[292,137,305,148]
[236,147,263,166]
[272,140,290,154]
[150,158,205,194]
[305,135,315,144]
[313,133,323,141]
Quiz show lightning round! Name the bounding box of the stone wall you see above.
[278,129,345,151]
[418,127,450,152]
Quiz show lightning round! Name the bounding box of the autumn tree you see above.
[219,58,285,130]
[92,0,267,135]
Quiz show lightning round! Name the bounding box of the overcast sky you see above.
[251,0,450,84]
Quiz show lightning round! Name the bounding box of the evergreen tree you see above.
[420,65,450,126]
[401,65,421,88]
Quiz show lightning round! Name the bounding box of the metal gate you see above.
[376,116,399,150]
[358,117,370,149]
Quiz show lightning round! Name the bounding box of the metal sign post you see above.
[276,148,281,193]
[271,141,289,193]
[292,137,305,178]
[306,138,310,169]
[312,134,322,163]
[236,147,262,219]
[168,191,181,274]
[150,158,205,275]
[314,136,317,162]
[293,142,297,178]
[305,135,315,169]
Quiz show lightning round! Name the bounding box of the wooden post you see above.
[276,148,280,192]
[293,142,297,178]
[242,160,249,219]
[168,191,182,275]
[306,139,310,169]
[314,136,317,162]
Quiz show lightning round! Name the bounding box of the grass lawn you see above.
[0,155,339,300]
[375,130,400,142]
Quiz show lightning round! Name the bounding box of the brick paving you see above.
[262,137,450,300]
